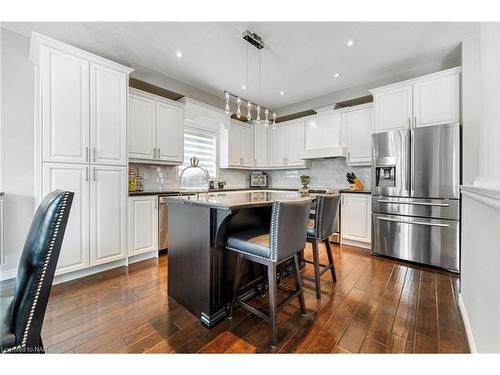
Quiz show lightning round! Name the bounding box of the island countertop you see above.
[166,190,317,210]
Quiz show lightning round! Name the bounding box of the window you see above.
[181,126,217,177]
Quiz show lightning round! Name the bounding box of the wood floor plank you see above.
[359,337,387,353]
[387,335,414,353]
[414,270,439,341]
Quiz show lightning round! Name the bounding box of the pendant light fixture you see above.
[223,30,277,127]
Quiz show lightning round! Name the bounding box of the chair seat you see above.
[226,227,271,259]
[1,295,16,350]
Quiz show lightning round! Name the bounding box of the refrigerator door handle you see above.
[404,131,411,195]
[377,200,450,207]
[377,216,450,228]
[410,131,414,196]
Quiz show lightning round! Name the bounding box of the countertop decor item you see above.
[179,156,209,196]
[346,172,364,191]
[300,175,310,193]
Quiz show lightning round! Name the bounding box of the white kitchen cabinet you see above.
[129,89,184,164]
[371,67,461,133]
[128,196,158,256]
[341,193,371,249]
[41,46,90,164]
[90,165,127,266]
[346,104,374,165]
[129,93,156,160]
[372,84,413,133]
[268,120,307,168]
[90,63,128,166]
[412,72,460,128]
[253,124,268,168]
[156,100,184,162]
[302,108,347,159]
[221,120,254,168]
[268,125,288,167]
[42,163,90,275]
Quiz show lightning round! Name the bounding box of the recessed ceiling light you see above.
[280,91,285,95]
[241,85,246,90]
[176,51,183,58]
[334,73,341,78]
[347,40,355,47]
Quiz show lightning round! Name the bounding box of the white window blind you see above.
[181,127,217,177]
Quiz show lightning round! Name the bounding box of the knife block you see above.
[350,178,365,191]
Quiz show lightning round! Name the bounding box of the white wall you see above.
[0,28,35,277]
[460,22,500,353]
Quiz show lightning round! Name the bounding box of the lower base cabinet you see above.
[128,196,158,256]
[341,193,372,248]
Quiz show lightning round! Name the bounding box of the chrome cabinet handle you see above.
[153,147,156,158]
[158,148,161,158]
[377,216,450,227]
[85,166,89,181]
[407,117,411,128]
[93,147,96,162]
[377,200,450,207]
[85,147,89,162]
[414,116,417,128]
[93,167,96,182]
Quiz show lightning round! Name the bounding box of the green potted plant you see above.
[299,175,310,193]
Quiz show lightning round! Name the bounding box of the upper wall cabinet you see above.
[35,38,132,166]
[268,120,307,169]
[129,88,185,164]
[370,67,461,133]
[301,107,347,159]
[220,120,253,169]
[346,103,373,165]
[253,123,268,168]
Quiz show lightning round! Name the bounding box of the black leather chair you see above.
[226,199,311,348]
[1,190,73,353]
[304,194,341,300]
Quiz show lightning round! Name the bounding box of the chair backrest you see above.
[7,190,73,353]
[269,198,311,263]
[311,194,341,240]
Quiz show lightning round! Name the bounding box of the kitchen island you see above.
[166,190,313,327]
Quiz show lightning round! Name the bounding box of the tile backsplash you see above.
[130,158,371,192]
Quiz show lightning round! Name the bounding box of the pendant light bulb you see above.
[224,92,230,115]
[264,108,269,127]
[272,112,277,130]
[256,105,261,124]
[247,101,252,121]
[236,97,242,118]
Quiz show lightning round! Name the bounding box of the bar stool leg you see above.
[324,239,337,282]
[311,240,321,300]
[267,263,278,348]
[228,253,244,319]
[293,253,306,316]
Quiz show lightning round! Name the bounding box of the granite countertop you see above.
[129,187,370,197]
[167,190,316,210]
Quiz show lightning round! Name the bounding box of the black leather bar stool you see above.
[1,190,74,353]
[226,199,311,348]
[304,194,341,300]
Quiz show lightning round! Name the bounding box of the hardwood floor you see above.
[0,243,469,353]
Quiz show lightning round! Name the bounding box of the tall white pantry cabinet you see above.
[30,33,134,276]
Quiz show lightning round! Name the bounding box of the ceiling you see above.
[3,22,478,108]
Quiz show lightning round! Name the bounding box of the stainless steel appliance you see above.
[371,123,461,272]
[250,171,268,188]
[159,196,168,251]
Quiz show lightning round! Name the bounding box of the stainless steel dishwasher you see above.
[158,196,168,251]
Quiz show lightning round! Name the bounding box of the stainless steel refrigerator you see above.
[371,123,461,272]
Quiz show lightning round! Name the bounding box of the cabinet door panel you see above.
[156,101,184,162]
[90,166,127,266]
[347,106,373,165]
[413,73,460,128]
[373,85,412,133]
[129,94,156,160]
[41,46,89,164]
[228,124,241,166]
[253,125,268,167]
[90,63,127,166]
[286,122,306,166]
[240,125,253,167]
[42,163,89,275]
[268,126,287,167]
[128,196,158,256]
[341,194,371,243]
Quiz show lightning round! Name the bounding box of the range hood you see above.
[301,145,347,160]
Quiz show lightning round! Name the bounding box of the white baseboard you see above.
[458,293,478,353]
[53,258,129,285]
[128,250,158,264]
[341,238,371,250]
